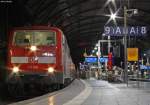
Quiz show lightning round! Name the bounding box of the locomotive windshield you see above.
[13,30,56,46]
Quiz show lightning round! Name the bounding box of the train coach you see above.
[6,26,76,96]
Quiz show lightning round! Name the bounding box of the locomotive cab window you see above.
[13,30,56,46]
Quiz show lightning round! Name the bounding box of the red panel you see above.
[7,26,63,73]
[107,52,113,70]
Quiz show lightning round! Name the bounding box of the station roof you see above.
[1,0,150,64]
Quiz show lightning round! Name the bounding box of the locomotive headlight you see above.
[48,67,54,73]
[30,46,37,51]
[13,66,19,73]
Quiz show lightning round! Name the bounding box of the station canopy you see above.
[1,0,150,64]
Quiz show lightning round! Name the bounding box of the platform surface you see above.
[9,79,85,105]
[9,78,150,105]
[82,79,150,105]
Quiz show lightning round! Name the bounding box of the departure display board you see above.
[85,57,98,63]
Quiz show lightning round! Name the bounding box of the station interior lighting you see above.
[105,9,118,25]
[104,0,116,8]
[108,0,114,1]
[105,7,121,25]
[96,51,99,56]
[110,13,117,20]
[94,47,98,50]
[91,43,99,55]
[92,50,95,53]
[133,9,138,15]
[96,43,98,47]
[90,54,93,56]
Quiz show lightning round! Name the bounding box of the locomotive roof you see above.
[11,26,61,31]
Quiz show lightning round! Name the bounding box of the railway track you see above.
[0,83,58,105]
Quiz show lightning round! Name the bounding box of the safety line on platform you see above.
[63,79,92,105]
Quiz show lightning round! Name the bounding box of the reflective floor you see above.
[9,78,150,105]
[83,79,150,105]
[9,79,85,105]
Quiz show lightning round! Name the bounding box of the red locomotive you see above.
[6,26,76,96]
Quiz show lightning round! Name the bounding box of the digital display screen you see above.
[99,57,108,63]
[85,57,108,63]
[140,65,150,70]
[85,57,98,63]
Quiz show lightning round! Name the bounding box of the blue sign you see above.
[104,26,147,36]
[85,57,97,63]
[99,57,108,63]
[140,65,150,70]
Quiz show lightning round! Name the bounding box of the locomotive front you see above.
[6,27,64,91]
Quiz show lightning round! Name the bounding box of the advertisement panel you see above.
[127,48,138,61]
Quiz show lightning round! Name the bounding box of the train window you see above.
[33,31,56,46]
[23,38,30,43]
[13,32,31,46]
[13,30,56,46]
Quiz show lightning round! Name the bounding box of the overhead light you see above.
[102,33,106,36]
[108,0,114,2]
[96,51,99,56]
[133,9,138,15]
[96,43,98,47]
[94,47,98,50]
[105,8,121,25]
[92,50,95,53]
[110,13,116,20]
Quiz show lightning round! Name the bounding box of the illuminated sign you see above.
[104,26,147,36]
[85,57,97,63]
[140,65,150,70]
[99,57,108,63]
[107,53,113,70]
[127,48,138,61]
[0,0,12,3]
